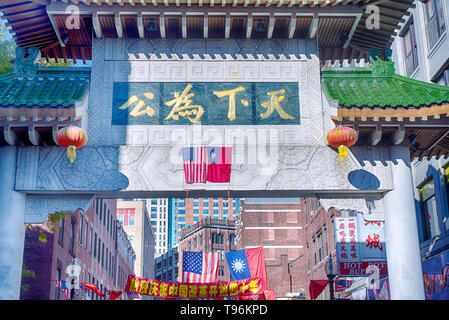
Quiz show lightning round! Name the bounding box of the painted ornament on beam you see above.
[57,126,88,163]
[326,126,358,162]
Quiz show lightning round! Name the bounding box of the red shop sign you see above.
[339,261,388,277]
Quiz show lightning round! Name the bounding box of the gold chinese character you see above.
[229,282,239,296]
[179,284,188,298]
[249,279,259,294]
[168,283,178,297]
[149,281,159,296]
[139,280,149,295]
[213,86,248,121]
[239,281,248,295]
[219,284,229,297]
[119,92,155,118]
[199,285,208,298]
[260,89,295,120]
[188,284,198,298]
[165,84,204,123]
[159,283,168,297]
[209,285,218,297]
[129,277,139,292]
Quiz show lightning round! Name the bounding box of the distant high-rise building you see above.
[172,197,239,248]
[116,200,155,283]
[145,198,169,257]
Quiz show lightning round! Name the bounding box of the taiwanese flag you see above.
[225,247,268,291]
[206,146,232,183]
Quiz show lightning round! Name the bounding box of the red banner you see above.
[125,274,262,299]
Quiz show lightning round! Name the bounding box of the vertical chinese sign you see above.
[334,215,388,277]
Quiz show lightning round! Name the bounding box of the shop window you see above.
[420,179,441,241]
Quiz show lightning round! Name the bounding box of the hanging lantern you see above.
[326,126,358,162]
[57,126,88,163]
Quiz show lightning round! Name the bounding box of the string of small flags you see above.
[53,280,139,300]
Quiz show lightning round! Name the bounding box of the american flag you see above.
[55,280,71,300]
[335,280,353,292]
[125,291,140,300]
[182,147,207,184]
[182,251,220,283]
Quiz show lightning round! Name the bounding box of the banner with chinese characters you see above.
[112,82,300,125]
[334,215,387,277]
[125,274,263,299]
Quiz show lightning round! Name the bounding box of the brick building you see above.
[21,198,135,300]
[301,197,344,300]
[237,198,306,299]
[178,218,237,282]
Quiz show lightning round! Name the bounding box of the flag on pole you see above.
[182,251,220,283]
[224,247,268,291]
[106,289,123,300]
[55,280,71,300]
[206,146,232,183]
[182,147,207,184]
[79,282,105,297]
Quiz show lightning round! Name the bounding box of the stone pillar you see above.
[383,146,424,300]
[0,147,26,299]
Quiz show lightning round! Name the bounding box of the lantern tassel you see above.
[338,145,348,162]
[67,145,76,163]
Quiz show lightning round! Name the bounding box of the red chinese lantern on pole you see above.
[326,126,358,162]
[57,126,88,163]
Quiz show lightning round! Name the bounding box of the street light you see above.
[324,255,338,300]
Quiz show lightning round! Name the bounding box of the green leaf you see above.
[38,231,47,243]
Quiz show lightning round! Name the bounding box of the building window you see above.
[89,227,93,255]
[84,221,88,249]
[229,234,236,246]
[402,19,419,77]
[434,64,449,86]
[218,266,225,276]
[420,179,441,241]
[312,236,317,266]
[58,217,64,246]
[69,219,76,255]
[425,0,446,49]
[94,233,97,258]
[117,209,136,226]
[212,233,224,245]
[316,229,323,263]
[78,215,83,245]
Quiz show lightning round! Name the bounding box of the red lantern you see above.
[326,126,358,162]
[57,126,88,163]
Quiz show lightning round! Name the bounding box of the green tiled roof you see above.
[0,67,90,108]
[322,60,449,108]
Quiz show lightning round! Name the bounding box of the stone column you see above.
[0,146,26,299]
[383,146,425,300]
